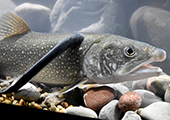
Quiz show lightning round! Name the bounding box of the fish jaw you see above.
[116,48,166,77]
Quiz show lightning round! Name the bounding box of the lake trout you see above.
[0,13,166,92]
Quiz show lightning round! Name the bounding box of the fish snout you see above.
[152,48,166,62]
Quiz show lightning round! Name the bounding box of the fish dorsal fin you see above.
[0,13,31,39]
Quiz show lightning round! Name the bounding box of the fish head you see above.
[83,34,166,83]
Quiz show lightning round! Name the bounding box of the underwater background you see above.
[0,0,170,74]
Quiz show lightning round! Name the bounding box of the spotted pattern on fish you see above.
[0,13,166,85]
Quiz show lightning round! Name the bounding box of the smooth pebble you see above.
[14,83,40,101]
[132,79,148,90]
[99,100,122,120]
[15,3,51,32]
[118,91,142,112]
[84,86,116,111]
[122,111,142,120]
[66,106,98,118]
[138,102,170,120]
[134,89,162,107]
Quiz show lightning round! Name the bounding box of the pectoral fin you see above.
[43,78,88,104]
[58,78,88,96]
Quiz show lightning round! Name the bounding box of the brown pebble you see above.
[59,109,66,113]
[84,86,116,111]
[2,94,7,99]
[61,102,69,108]
[118,91,142,112]
[2,99,11,104]
[12,100,19,105]
[0,97,4,102]
[43,108,48,111]
[19,99,25,106]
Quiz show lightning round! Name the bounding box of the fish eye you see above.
[124,46,136,57]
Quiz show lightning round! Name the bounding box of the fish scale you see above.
[0,32,97,84]
[0,13,166,89]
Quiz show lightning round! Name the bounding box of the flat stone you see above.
[99,100,123,120]
[121,81,133,91]
[122,111,142,120]
[118,91,142,112]
[66,106,98,118]
[138,102,170,119]
[14,82,40,101]
[12,0,56,9]
[84,86,116,111]
[15,3,51,32]
[134,89,162,107]
[132,79,148,90]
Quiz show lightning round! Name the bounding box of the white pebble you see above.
[66,106,98,118]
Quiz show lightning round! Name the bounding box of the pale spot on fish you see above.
[112,63,117,70]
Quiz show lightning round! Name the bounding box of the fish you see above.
[0,13,166,92]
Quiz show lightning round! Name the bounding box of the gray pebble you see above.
[134,89,162,107]
[122,111,142,120]
[15,3,51,33]
[99,100,123,120]
[121,81,133,91]
[138,102,170,120]
[14,82,40,101]
[66,106,98,118]
[132,79,148,90]
[12,0,56,9]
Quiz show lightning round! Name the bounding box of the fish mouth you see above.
[130,63,162,75]
[118,48,166,77]
[131,48,166,75]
